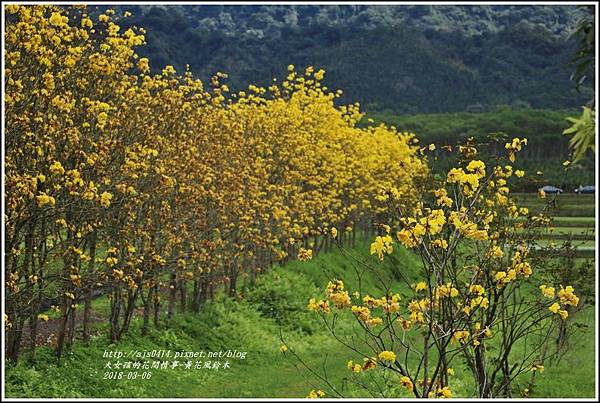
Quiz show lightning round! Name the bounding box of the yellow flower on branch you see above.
[530,363,545,373]
[539,285,555,298]
[558,285,579,306]
[308,298,330,314]
[370,235,393,260]
[414,281,427,292]
[378,350,396,363]
[49,161,65,175]
[99,191,113,208]
[298,247,313,261]
[505,137,527,162]
[330,227,338,238]
[36,193,56,207]
[400,376,414,391]
[307,389,325,398]
[548,302,560,314]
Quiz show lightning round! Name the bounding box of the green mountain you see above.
[96,5,593,114]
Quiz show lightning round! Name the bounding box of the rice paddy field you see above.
[514,193,596,258]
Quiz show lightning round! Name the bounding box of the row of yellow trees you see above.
[4,5,427,361]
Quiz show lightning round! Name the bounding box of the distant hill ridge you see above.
[94,5,593,114]
[121,5,585,37]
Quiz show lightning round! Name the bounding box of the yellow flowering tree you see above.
[4,5,426,362]
[302,137,581,398]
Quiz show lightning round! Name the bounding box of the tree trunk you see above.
[153,283,160,328]
[7,317,25,362]
[142,286,153,336]
[475,347,491,397]
[66,306,76,353]
[119,288,139,338]
[55,302,70,358]
[83,233,97,344]
[109,285,121,343]
[191,279,200,313]
[179,278,187,312]
[228,265,238,298]
[167,272,177,321]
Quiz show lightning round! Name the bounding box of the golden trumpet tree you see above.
[4,4,426,361]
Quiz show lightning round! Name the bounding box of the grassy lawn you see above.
[535,239,596,248]
[518,207,597,218]
[4,239,596,398]
[551,216,597,227]
[516,216,596,227]
[516,226,595,243]
[513,193,595,204]
[513,192,596,257]
[544,226,596,235]
[517,226,595,236]
[513,193,596,218]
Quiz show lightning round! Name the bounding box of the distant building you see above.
[465,103,484,113]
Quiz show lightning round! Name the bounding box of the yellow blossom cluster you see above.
[306,389,325,398]
[370,234,394,259]
[546,285,579,320]
[505,138,527,163]
[298,248,313,261]
[5,5,428,355]
[495,251,533,288]
[429,386,452,398]
[308,298,330,314]
[326,280,352,309]
[378,350,397,363]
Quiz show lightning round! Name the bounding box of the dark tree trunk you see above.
[191,279,200,313]
[142,286,153,336]
[153,283,160,328]
[109,285,122,344]
[179,278,187,312]
[167,272,177,321]
[83,233,97,344]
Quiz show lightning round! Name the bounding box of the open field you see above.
[551,216,597,227]
[4,242,596,398]
[514,193,596,217]
[516,227,595,242]
[514,193,596,258]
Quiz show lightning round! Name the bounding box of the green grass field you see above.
[517,226,594,236]
[513,192,596,258]
[5,240,596,398]
[513,193,596,218]
[535,239,596,248]
[545,227,595,235]
[551,216,597,227]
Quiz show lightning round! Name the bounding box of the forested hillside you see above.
[92,5,594,114]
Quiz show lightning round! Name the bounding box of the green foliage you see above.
[116,5,584,38]
[568,5,595,90]
[370,108,595,192]
[245,239,424,335]
[246,270,321,334]
[371,107,575,144]
[563,106,596,163]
